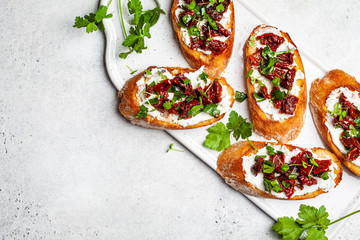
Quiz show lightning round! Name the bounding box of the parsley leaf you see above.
[204,111,255,151]
[204,122,231,151]
[135,105,148,118]
[226,111,253,141]
[320,172,329,180]
[264,178,282,193]
[263,161,275,174]
[203,104,220,118]
[163,101,172,110]
[235,91,248,103]
[216,4,225,12]
[266,144,275,155]
[188,105,204,117]
[119,0,165,59]
[281,164,289,172]
[198,72,209,84]
[246,69,254,78]
[272,216,304,240]
[73,0,113,33]
[273,89,286,100]
[248,35,256,47]
[296,205,330,229]
[253,92,266,102]
[273,205,360,240]
[328,102,347,120]
[272,76,281,87]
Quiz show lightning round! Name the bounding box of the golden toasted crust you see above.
[244,25,307,143]
[118,66,235,129]
[217,141,343,200]
[171,0,235,76]
[310,69,360,176]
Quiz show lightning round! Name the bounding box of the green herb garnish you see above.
[273,89,286,100]
[263,161,275,174]
[273,204,360,240]
[119,0,165,59]
[281,164,290,172]
[126,65,138,74]
[248,35,256,47]
[272,76,281,87]
[266,144,276,155]
[203,104,220,118]
[253,92,266,102]
[167,143,184,152]
[73,0,113,33]
[188,105,204,117]
[235,91,248,103]
[135,105,148,118]
[204,111,255,151]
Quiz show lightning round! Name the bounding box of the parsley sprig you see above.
[328,102,347,120]
[119,0,165,59]
[273,204,360,240]
[167,144,184,152]
[204,111,255,151]
[73,0,113,33]
[235,91,248,103]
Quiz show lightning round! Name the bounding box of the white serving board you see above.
[101,0,360,238]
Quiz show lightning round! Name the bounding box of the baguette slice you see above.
[118,66,235,129]
[245,25,307,143]
[171,0,235,76]
[310,69,360,176]
[217,141,342,200]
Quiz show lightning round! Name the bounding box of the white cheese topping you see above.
[242,145,338,199]
[325,87,360,166]
[175,2,232,55]
[136,67,232,127]
[250,25,304,121]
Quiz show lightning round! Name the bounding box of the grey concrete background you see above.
[1,0,360,239]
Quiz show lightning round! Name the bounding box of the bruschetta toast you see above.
[171,0,235,76]
[217,141,342,200]
[245,25,307,143]
[118,66,235,129]
[310,69,360,176]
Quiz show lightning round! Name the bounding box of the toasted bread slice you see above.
[171,0,235,76]
[217,141,342,200]
[310,69,360,176]
[245,25,307,143]
[118,66,235,129]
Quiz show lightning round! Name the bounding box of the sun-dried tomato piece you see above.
[280,95,298,115]
[299,176,318,186]
[180,99,201,119]
[260,86,271,99]
[249,49,262,66]
[280,68,296,90]
[347,147,360,161]
[269,153,285,172]
[340,134,360,149]
[256,33,285,51]
[207,40,227,55]
[251,156,265,176]
[313,159,331,175]
[267,67,287,81]
[275,52,294,68]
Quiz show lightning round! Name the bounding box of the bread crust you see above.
[118,66,235,129]
[310,69,360,176]
[244,25,307,143]
[171,0,235,76]
[217,141,343,200]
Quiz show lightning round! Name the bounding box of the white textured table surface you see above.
[1,0,360,239]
